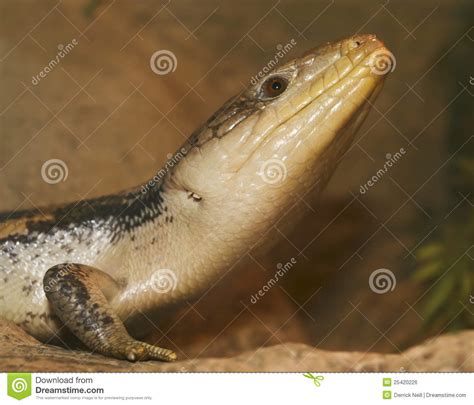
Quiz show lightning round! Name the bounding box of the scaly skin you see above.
[0,34,391,361]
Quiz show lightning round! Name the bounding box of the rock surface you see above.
[0,319,472,372]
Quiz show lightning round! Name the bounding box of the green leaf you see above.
[422,273,457,324]
[460,269,473,303]
[412,261,443,282]
[457,158,474,175]
[417,243,443,261]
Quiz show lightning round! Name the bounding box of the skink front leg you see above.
[43,263,176,362]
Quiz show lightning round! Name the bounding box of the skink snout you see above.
[340,34,394,77]
[344,34,386,54]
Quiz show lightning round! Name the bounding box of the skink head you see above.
[164,34,392,245]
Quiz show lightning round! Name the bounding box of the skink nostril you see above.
[350,34,379,50]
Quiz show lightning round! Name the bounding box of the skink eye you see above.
[260,76,288,99]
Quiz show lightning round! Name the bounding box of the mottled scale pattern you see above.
[0,186,166,341]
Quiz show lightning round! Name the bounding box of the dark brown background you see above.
[1,0,472,361]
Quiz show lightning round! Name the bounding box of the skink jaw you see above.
[168,35,392,209]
